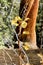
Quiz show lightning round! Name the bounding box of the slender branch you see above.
[3,49,15,65]
[3,50,8,65]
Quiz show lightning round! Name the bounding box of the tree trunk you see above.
[19,0,40,48]
[26,0,39,45]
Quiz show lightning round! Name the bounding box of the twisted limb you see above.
[19,0,40,49]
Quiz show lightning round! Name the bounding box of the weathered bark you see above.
[19,0,39,48]
[26,0,39,44]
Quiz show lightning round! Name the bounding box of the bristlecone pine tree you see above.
[19,0,40,49]
[0,0,43,49]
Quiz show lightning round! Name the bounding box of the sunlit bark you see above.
[19,0,39,48]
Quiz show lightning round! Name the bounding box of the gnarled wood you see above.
[19,0,40,48]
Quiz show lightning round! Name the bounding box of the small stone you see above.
[22,64,24,65]
[26,63,30,65]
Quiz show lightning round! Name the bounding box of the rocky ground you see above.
[0,48,43,65]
